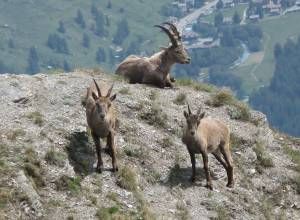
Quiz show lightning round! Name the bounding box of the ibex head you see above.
[155,22,191,64]
[184,104,205,136]
[91,79,116,121]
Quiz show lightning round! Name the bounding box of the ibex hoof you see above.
[112,167,118,172]
[205,184,213,190]
[226,182,234,188]
[96,165,103,173]
[189,176,196,182]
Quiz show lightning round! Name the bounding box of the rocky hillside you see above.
[0,69,299,220]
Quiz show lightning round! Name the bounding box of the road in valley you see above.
[177,0,219,32]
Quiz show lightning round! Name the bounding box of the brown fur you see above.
[182,105,234,190]
[84,79,118,173]
[115,23,190,88]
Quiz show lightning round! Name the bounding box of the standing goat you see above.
[182,105,234,190]
[115,22,191,88]
[85,79,118,173]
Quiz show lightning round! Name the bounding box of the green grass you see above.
[117,165,138,192]
[26,111,44,126]
[253,142,274,170]
[44,148,66,167]
[173,93,186,105]
[201,4,247,24]
[0,0,173,73]
[233,12,300,94]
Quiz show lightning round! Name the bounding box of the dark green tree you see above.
[216,0,224,10]
[113,19,130,45]
[26,47,40,74]
[63,60,71,72]
[233,11,241,24]
[107,1,112,9]
[57,20,66,33]
[75,9,86,29]
[82,33,90,48]
[96,47,106,63]
[214,12,224,27]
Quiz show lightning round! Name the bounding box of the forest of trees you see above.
[250,37,300,136]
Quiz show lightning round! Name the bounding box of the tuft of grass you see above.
[208,89,251,122]
[283,145,300,193]
[119,87,130,95]
[176,78,215,92]
[23,147,45,187]
[230,133,245,150]
[96,206,129,220]
[176,201,190,220]
[134,191,156,220]
[145,167,161,184]
[160,136,174,148]
[6,129,26,141]
[283,145,300,172]
[45,148,66,167]
[149,90,158,101]
[208,89,235,107]
[26,111,44,126]
[123,146,144,159]
[253,142,274,170]
[55,175,81,195]
[0,188,12,209]
[140,103,168,128]
[117,166,138,192]
[173,93,186,105]
[214,205,230,220]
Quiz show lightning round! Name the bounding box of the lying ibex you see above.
[182,105,234,190]
[85,79,118,173]
[115,22,191,88]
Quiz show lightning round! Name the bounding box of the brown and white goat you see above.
[115,22,191,88]
[182,105,234,190]
[85,79,118,173]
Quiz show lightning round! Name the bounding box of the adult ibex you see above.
[84,79,118,173]
[182,105,234,190]
[115,22,191,88]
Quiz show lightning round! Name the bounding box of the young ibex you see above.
[182,105,234,190]
[85,79,118,173]
[115,22,191,88]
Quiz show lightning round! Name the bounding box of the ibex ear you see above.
[184,111,189,119]
[110,94,117,102]
[92,92,98,101]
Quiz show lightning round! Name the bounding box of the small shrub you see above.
[227,102,251,121]
[214,205,230,220]
[0,188,11,209]
[161,136,173,148]
[96,206,125,220]
[119,87,130,95]
[230,133,245,150]
[117,166,138,192]
[55,175,81,195]
[176,78,215,92]
[140,103,168,128]
[145,167,161,184]
[45,148,65,167]
[23,147,45,187]
[176,201,190,220]
[123,146,144,158]
[253,142,274,169]
[6,129,26,141]
[208,89,235,107]
[283,145,300,172]
[149,90,158,101]
[26,111,44,126]
[173,93,186,105]
[24,163,45,187]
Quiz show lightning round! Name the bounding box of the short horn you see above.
[106,83,114,97]
[163,22,181,41]
[93,79,102,97]
[187,103,192,115]
[154,24,178,47]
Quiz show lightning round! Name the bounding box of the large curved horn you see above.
[106,83,114,97]
[93,79,102,97]
[163,22,181,41]
[154,24,178,47]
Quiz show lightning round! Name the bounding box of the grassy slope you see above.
[232,12,300,94]
[0,0,172,73]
